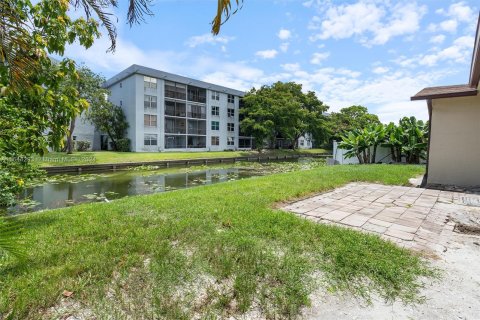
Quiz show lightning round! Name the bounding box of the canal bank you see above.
[42,153,331,174]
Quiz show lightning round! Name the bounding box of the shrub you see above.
[115,138,131,152]
[75,140,91,152]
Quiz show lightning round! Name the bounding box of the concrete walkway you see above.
[282,182,479,253]
[282,183,480,319]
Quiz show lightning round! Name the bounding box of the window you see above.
[239,137,252,148]
[211,121,220,131]
[211,106,219,116]
[165,100,186,117]
[119,82,122,88]
[165,118,186,134]
[73,136,77,141]
[144,134,158,146]
[228,94,235,104]
[188,119,206,135]
[144,115,157,127]
[165,81,186,100]
[211,91,220,101]
[227,123,234,132]
[211,136,220,146]
[187,85,206,103]
[227,108,234,117]
[120,100,123,106]
[227,137,235,146]
[165,135,186,149]
[187,136,206,148]
[187,104,206,119]
[300,139,304,146]
[144,76,157,90]
[144,95,157,113]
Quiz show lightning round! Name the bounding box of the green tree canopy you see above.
[240,82,329,149]
[327,105,381,141]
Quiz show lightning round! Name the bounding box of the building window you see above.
[227,108,234,117]
[165,100,186,117]
[188,119,206,135]
[165,118,186,134]
[211,121,220,131]
[144,76,157,90]
[120,100,123,106]
[228,94,235,104]
[144,95,157,113]
[239,137,252,148]
[300,139,304,146]
[187,104,206,119]
[119,82,122,88]
[187,136,206,148]
[165,135,186,149]
[227,123,234,132]
[211,91,220,101]
[227,137,235,146]
[144,134,158,146]
[165,81,186,100]
[211,106,219,116]
[187,85,206,103]
[144,114,157,127]
[211,136,220,146]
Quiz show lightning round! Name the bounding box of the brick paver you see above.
[281,182,480,253]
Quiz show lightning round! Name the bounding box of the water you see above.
[8,158,324,214]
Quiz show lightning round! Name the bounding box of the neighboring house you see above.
[411,15,480,188]
[77,64,252,152]
[332,141,394,164]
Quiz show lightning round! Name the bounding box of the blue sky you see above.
[66,0,479,123]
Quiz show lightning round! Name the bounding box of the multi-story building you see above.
[95,64,253,152]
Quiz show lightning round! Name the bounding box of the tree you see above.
[64,66,108,154]
[327,105,381,142]
[241,82,329,149]
[1,0,243,90]
[86,101,130,151]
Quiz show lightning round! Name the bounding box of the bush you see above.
[115,138,131,152]
[0,155,45,207]
[75,140,91,152]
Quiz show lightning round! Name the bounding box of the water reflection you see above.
[12,168,254,214]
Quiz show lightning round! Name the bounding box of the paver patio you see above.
[282,182,480,253]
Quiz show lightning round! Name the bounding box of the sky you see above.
[64,0,479,123]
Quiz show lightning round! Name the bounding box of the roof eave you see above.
[411,90,478,101]
[468,13,480,88]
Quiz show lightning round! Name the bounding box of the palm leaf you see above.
[211,0,243,35]
[0,216,25,259]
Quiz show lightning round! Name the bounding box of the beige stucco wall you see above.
[428,95,480,186]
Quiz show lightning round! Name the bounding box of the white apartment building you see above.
[92,64,253,152]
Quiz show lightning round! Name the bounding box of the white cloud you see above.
[431,2,476,34]
[439,19,458,33]
[280,42,290,52]
[419,35,474,66]
[281,63,301,72]
[308,1,426,46]
[185,33,234,48]
[430,34,446,44]
[372,66,389,74]
[278,29,292,40]
[255,49,278,59]
[310,52,330,65]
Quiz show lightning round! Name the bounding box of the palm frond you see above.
[212,0,243,35]
[0,216,25,259]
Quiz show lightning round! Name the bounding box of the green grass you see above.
[33,149,329,167]
[0,165,432,319]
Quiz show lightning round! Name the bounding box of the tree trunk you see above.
[396,147,402,163]
[390,146,396,162]
[372,144,377,164]
[362,150,368,164]
[366,147,371,164]
[356,152,363,164]
[66,117,76,154]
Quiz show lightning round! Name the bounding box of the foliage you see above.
[75,140,91,152]
[1,165,431,319]
[65,66,109,154]
[86,101,129,151]
[339,116,428,164]
[327,105,381,142]
[0,217,25,260]
[240,82,329,149]
[114,138,131,152]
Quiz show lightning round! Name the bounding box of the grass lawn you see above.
[33,149,329,167]
[0,165,432,319]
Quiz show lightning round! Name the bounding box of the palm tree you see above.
[339,130,368,164]
[1,0,243,89]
